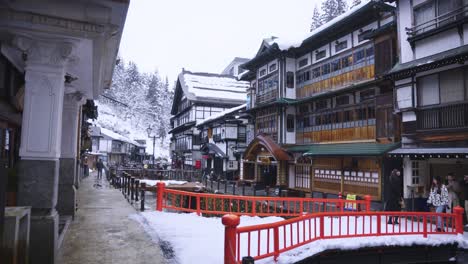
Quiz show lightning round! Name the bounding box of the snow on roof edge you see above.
[196,104,246,127]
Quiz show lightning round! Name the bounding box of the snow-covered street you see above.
[131,211,468,264]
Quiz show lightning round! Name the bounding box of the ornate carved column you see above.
[57,91,84,218]
[14,35,76,264]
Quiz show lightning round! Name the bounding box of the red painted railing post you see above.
[222,214,240,264]
[252,200,256,216]
[196,196,201,216]
[300,200,304,215]
[454,206,464,234]
[377,214,381,236]
[423,216,427,238]
[364,195,372,212]
[156,182,165,211]
[274,226,280,261]
[320,215,325,238]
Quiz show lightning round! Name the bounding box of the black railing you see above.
[417,102,468,130]
[406,4,468,37]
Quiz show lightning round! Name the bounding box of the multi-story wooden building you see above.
[169,70,249,169]
[387,0,468,210]
[241,1,400,201]
[196,104,247,180]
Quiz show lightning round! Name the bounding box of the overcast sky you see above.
[119,0,353,85]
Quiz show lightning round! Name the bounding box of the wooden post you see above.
[224,180,228,193]
[130,177,135,202]
[242,182,245,196]
[135,179,139,201]
[423,215,427,238]
[140,182,146,211]
[253,183,256,197]
[232,182,236,195]
[156,182,165,211]
[222,214,240,264]
[454,206,464,234]
[377,214,381,236]
[217,179,220,191]
[364,195,372,212]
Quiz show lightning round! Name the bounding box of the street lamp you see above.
[146,125,158,167]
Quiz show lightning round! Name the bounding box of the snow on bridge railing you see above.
[222,207,465,264]
[155,182,371,217]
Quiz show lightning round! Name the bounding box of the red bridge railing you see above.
[223,207,465,264]
[155,182,371,217]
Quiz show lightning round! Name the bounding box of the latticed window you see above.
[412,161,420,185]
[295,157,311,189]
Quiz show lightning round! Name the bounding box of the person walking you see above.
[385,169,402,225]
[463,175,468,227]
[427,176,449,232]
[96,159,104,180]
[446,173,461,213]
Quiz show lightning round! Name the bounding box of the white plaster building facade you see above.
[388,0,468,211]
[0,1,129,263]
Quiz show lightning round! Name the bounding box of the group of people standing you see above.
[386,169,468,231]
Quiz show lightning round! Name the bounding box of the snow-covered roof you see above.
[99,127,144,147]
[178,71,248,103]
[271,0,374,51]
[196,104,246,127]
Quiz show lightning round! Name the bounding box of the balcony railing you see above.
[256,89,277,106]
[417,102,468,130]
[406,4,468,38]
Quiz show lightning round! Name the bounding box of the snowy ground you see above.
[131,211,468,264]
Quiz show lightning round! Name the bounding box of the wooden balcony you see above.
[417,102,468,130]
[406,4,468,42]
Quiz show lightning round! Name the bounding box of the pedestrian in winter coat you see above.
[446,173,461,213]
[385,169,402,225]
[427,176,449,232]
[96,159,104,180]
[463,175,468,227]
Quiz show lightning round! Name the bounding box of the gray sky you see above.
[119,0,350,84]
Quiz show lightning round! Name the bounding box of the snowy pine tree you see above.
[321,0,348,24]
[351,0,362,8]
[310,5,322,32]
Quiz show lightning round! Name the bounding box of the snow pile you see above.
[139,180,188,186]
[132,211,468,264]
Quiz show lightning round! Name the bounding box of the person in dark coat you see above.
[386,169,402,224]
[96,159,104,180]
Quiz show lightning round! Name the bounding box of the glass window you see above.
[322,64,330,75]
[260,69,266,76]
[303,71,310,81]
[418,74,440,106]
[358,29,372,42]
[286,72,294,88]
[360,89,375,101]
[312,67,321,78]
[316,50,326,60]
[353,49,365,64]
[315,100,328,110]
[298,58,309,68]
[335,40,348,52]
[414,2,435,32]
[331,59,341,72]
[287,115,295,132]
[269,64,277,72]
[336,95,350,106]
[440,68,464,103]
